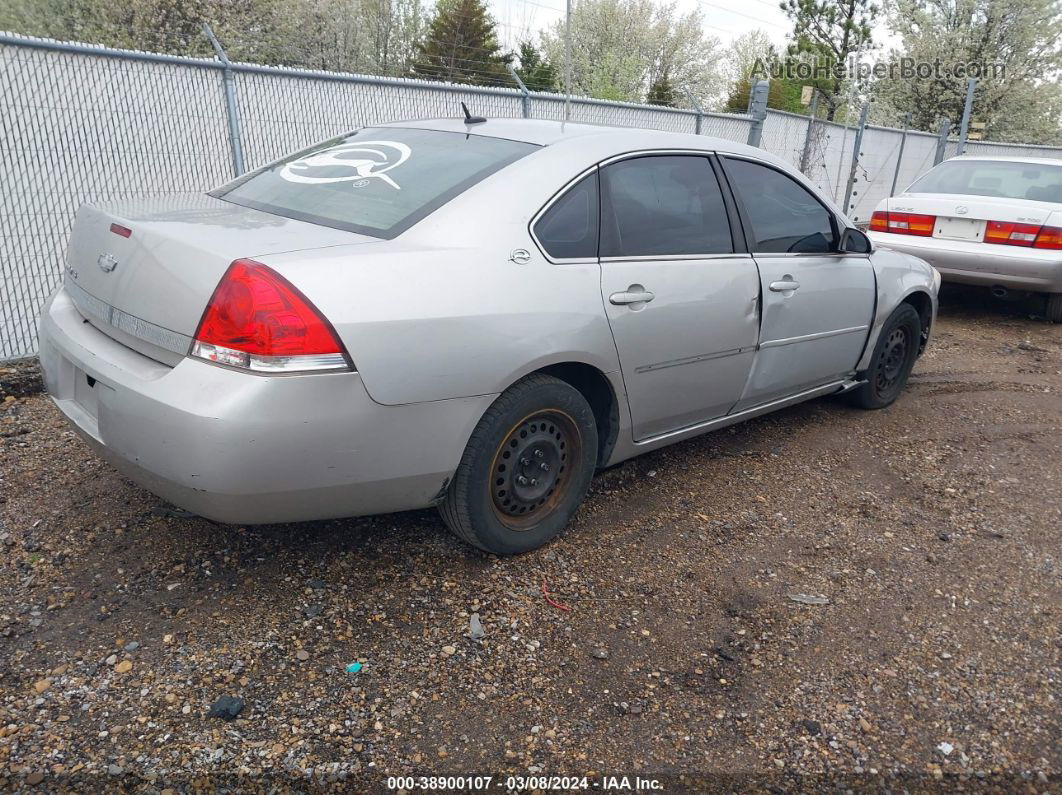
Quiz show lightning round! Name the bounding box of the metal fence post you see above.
[934,118,951,165]
[842,101,870,215]
[507,64,531,119]
[890,111,912,196]
[683,89,703,134]
[955,77,976,157]
[203,24,245,176]
[799,90,819,174]
[746,80,769,148]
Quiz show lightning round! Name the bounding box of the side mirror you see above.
[839,227,873,254]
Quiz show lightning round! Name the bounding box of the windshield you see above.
[213,128,539,238]
[907,159,1062,202]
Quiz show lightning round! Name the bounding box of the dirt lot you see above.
[1,286,1059,792]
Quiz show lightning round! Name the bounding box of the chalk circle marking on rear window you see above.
[279,141,412,190]
[213,128,539,239]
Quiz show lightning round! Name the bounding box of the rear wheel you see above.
[440,374,598,555]
[846,303,922,410]
[1047,293,1062,323]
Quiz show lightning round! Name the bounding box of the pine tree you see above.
[515,41,558,92]
[780,0,878,120]
[646,72,676,106]
[413,0,510,86]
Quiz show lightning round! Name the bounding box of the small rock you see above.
[123,641,140,652]
[859,717,872,733]
[441,645,457,656]
[206,695,245,721]
[115,660,133,674]
[937,532,951,542]
[295,650,310,661]
[591,648,609,660]
[105,654,118,666]
[788,592,830,605]
[33,679,50,694]
[937,741,953,756]
[801,719,821,736]
[25,772,44,785]
[469,613,485,640]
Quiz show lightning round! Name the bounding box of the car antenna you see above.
[461,102,487,125]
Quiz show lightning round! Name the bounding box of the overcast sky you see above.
[488,0,794,50]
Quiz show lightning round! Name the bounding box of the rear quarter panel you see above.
[259,145,622,406]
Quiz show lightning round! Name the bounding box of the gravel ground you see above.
[1,287,1059,793]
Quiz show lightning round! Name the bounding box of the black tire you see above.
[846,303,922,410]
[1047,293,1062,323]
[439,374,598,555]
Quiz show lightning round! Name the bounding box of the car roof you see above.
[947,155,1062,166]
[378,116,761,156]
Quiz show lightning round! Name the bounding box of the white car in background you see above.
[868,156,1062,321]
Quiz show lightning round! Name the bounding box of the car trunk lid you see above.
[889,193,1056,243]
[64,194,376,364]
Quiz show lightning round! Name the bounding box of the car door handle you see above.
[609,288,655,306]
[769,279,800,292]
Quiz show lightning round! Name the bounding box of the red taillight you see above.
[984,220,1041,247]
[869,210,935,237]
[192,259,350,373]
[1034,226,1062,249]
[110,223,132,238]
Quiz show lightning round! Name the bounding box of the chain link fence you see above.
[3,31,1062,359]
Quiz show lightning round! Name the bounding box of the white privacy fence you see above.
[2,32,1062,359]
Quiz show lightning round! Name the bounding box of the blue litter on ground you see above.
[346,662,363,674]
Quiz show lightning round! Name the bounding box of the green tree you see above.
[646,72,677,106]
[412,0,510,85]
[540,0,723,107]
[721,34,815,115]
[780,0,879,119]
[872,0,1062,144]
[515,41,558,92]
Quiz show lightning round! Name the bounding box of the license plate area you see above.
[933,217,985,241]
[73,368,100,420]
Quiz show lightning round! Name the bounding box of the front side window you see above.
[723,157,836,254]
[213,128,538,239]
[907,159,1062,202]
[600,155,733,258]
[533,172,599,259]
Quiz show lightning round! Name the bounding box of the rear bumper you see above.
[38,288,493,524]
[869,232,1062,292]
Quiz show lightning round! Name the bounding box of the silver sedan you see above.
[39,118,939,554]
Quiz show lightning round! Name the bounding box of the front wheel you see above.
[846,303,922,410]
[440,374,598,555]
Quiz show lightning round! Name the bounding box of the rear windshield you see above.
[907,159,1062,202]
[213,128,538,238]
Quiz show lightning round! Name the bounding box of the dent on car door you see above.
[596,154,760,441]
[719,156,876,411]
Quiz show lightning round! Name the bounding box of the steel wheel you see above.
[876,326,909,392]
[846,303,922,410]
[489,410,581,530]
[440,374,599,555]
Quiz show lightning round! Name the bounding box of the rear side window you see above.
[213,128,538,239]
[534,172,599,259]
[723,157,836,253]
[600,156,733,257]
